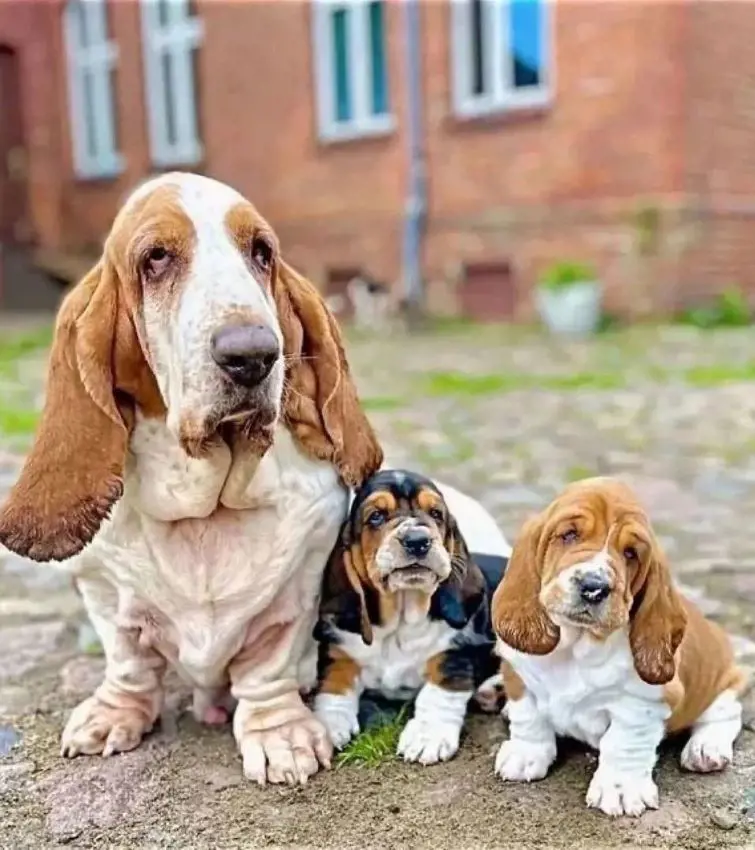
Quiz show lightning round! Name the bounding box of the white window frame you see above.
[451,0,552,119]
[63,0,123,180]
[140,0,203,167]
[311,0,395,143]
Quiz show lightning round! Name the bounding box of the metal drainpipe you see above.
[401,0,427,323]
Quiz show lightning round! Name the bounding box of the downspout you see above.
[401,0,427,325]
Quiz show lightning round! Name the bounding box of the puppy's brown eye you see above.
[560,529,579,544]
[623,546,638,562]
[143,246,172,279]
[367,510,386,529]
[251,236,273,271]
[428,508,444,523]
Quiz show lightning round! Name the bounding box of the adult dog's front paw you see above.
[237,713,332,786]
[586,768,659,817]
[494,739,556,782]
[397,718,461,765]
[61,695,155,758]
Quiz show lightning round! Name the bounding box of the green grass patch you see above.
[0,405,39,437]
[361,395,403,412]
[565,464,594,483]
[420,369,626,397]
[0,325,53,363]
[335,707,409,769]
[682,363,755,387]
[0,325,53,380]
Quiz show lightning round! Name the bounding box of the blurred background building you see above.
[1,0,755,319]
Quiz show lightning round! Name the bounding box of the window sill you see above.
[452,93,552,129]
[317,115,396,146]
[150,143,204,170]
[72,156,125,183]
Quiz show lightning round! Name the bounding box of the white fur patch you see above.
[77,427,346,691]
[313,691,361,750]
[397,682,471,764]
[497,628,672,816]
[680,689,742,773]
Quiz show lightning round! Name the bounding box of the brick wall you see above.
[5,0,755,318]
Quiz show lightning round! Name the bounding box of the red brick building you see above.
[2,0,755,318]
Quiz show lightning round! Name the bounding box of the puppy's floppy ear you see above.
[431,513,484,628]
[319,522,374,646]
[0,258,161,563]
[491,513,560,655]
[274,261,383,488]
[629,536,687,685]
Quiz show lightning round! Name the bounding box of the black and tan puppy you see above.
[313,469,509,764]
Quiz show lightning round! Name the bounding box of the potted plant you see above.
[535,260,602,337]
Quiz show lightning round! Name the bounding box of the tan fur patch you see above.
[416,488,442,514]
[426,652,473,692]
[274,262,383,489]
[319,647,361,695]
[501,660,526,701]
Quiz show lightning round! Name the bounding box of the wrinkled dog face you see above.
[115,173,285,454]
[536,485,654,636]
[351,470,453,593]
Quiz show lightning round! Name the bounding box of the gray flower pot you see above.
[535,280,603,337]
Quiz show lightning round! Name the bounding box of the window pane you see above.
[331,7,352,122]
[508,0,543,88]
[162,50,178,146]
[470,0,485,95]
[157,0,171,27]
[75,1,89,47]
[368,1,388,115]
[82,69,97,158]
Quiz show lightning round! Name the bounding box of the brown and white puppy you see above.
[0,172,383,785]
[313,469,509,764]
[491,477,747,817]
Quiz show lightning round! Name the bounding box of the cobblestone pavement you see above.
[0,324,754,848]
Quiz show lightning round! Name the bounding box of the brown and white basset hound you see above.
[0,172,383,785]
[491,477,748,817]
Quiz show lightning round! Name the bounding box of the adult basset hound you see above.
[313,469,510,764]
[0,172,384,785]
[491,477,747,817]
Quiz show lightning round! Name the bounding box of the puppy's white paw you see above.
[586,769,659,817]
[397,718,461,765]
[494,738,556,782]
[681,730,733,773]
[315,708,360,750]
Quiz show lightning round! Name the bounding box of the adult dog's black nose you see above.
[211,324,280,388]
[577,573,612,604]
[401,527,432,558]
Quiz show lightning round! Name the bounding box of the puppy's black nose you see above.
[211,324,280,388]
[578,573,612,604]
[401,528,432,558]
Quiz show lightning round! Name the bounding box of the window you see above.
[140,0,203,167]
[63,0,123,179]
[312,0,393,142]
[451,0,550,118]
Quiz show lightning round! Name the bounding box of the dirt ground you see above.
[1,323,755,849]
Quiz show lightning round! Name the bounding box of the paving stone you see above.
[0,621,67,680]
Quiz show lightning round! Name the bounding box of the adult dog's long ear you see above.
[274,261,383,488]
[431,514,485,629]
[629,535,687,685]
[319,523,374,646]
[491,513,560,655]
[0,259,158,562]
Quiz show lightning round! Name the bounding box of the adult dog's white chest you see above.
[74,421,347,688]
[339,596,457,699]
[498,629,666,749]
